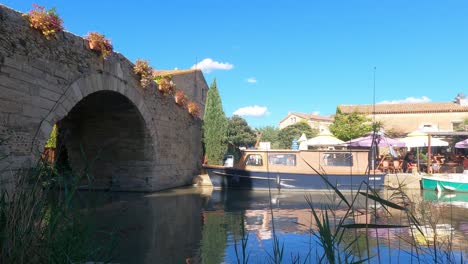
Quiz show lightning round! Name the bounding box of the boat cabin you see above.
[231,149,372,175]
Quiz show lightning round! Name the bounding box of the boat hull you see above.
[421,175,468,192]
[205,167,385,191]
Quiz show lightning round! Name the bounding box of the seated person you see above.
[402,152,417,173]
[430,156,441,173]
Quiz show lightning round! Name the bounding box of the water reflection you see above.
[80,188,207,264]
[82,187,468,263]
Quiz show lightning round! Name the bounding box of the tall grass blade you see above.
[358,191,407,211]
[301,157,351,208]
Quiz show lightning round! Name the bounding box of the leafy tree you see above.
[329,108,372,141]
[226,115,257,148]
[225,115,256,161]
[454,118,468,132]
[277,121,318,149]
[203,79,228,165]
[256,126,280,149]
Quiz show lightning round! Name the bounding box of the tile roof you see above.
[338,102,468,114]
[152,69,200,76]
[279,112,334,123]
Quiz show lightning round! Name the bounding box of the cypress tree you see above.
[203,79,228,165]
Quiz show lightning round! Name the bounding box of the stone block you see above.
[22,105,49,119]
[59,95,75,113]
[31,96,57,111]
[54,67,70,80]
[39,87,62,102]
[2,56,25,71]
[0,98,22,113]
[0,74,31,94]
[0,83,29,103]
[70,83,83,102]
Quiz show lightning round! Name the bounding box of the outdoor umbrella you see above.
[455,138,468,149]
[306,132,344,147]
[298,133,308,150]
[347,132,406,148]
[399,131,449,172]
[399,131,449,148]
[347,132,405,170]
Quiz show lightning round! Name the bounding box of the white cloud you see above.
[246,77,257,83]
[191,58,233,73]
[378,96,431,104]
[233,105,269,117]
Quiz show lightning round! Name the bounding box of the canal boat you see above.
[203,149,385,191]
[421,172,468,192]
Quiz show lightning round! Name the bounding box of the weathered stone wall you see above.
[170,70,208,118]
[0,5,204,191]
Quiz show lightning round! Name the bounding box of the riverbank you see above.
[385,173,422,189]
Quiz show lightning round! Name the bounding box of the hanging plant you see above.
[154,75,175,95]
[174,90,187,107]
[23,4,63,40]
[187,100,200,117]
[133,59,153,88]
[84,32,113,59]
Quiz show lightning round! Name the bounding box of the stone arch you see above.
[36,73,158,191]
[1,5,204,193]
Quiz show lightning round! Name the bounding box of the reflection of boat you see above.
[412,224,454,245]
[422,190,468,209]
[421,173,468,193]
[203,149,385,191]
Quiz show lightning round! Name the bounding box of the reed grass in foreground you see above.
[227,171,467,263]
[0,161,116,264]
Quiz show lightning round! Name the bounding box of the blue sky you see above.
[4,1,468,128]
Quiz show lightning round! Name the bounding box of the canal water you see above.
[80,187,468,263]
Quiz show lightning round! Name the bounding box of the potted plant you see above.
[133,59,153,88]
[154,75,175,95]
[174,90,187,107]
[23,4,63,40]
[84,32,113,59]
[187,100,200,117]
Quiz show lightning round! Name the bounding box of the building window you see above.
[268,154,296,166]
[245,154,263,166]
[291,117,297,123]
[321,153,353,167]
[453,121,464,131]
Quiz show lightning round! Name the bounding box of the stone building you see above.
[338,96,468,134]
[279,112,334,132]
[153,69,208,118]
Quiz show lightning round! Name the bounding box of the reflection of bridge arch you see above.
[0,6,205,192]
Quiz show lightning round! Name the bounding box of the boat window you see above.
[322,153,353,166]
[268,154,296,166]
[245,154,263,166]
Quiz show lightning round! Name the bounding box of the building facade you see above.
[338,97,468,134]
[279,112,334,132]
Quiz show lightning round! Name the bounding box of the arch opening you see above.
[52,91,155,190]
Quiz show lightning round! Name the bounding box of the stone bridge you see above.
[0,5,207,191]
